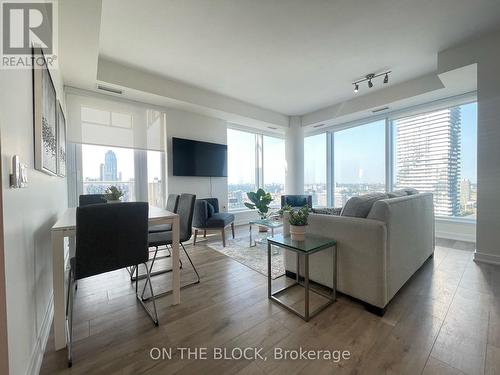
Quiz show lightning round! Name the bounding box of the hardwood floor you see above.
[40,231,500,375]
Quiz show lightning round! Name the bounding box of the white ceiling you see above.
[99,0,500,116]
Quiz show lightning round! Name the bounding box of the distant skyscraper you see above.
[102,150,118,181]
[460,179,471,206]
[395,107,461,216]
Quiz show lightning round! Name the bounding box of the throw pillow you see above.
[403,188,419,195]
[340,193,388,218]
[207,202,215,217]
[387,189,408,198]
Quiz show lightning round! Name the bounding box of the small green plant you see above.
[288,206,309,226]
[278,204,293,217]
[244,188,273,219]
[105,186,124,201]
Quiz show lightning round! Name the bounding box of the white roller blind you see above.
[66,90,166,151]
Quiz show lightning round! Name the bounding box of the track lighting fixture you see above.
[352,71,391,93]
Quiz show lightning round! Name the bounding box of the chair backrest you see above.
[166,194,180,213]
[177,194,196,242]
[79,194,107,206]
[281,195,312,209]
[75,202,149,280]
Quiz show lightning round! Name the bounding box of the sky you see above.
[304,102,478,185]
[227,129,285,185]
[82,144,162,182]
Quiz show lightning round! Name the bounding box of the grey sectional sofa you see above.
[284,192,435,315]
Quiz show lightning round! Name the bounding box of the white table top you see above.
[52,205,178,231]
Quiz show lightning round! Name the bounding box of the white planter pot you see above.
[289,225,307,241]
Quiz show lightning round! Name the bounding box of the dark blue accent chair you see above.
[281,195,313,210]
[192,198,235,247]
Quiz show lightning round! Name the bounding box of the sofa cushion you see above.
[403,188,418,195]
[387,189,408,198]
[148,224,172,233]
[312,207,342,216]
[206,212,235,228]
[341,193,388,218]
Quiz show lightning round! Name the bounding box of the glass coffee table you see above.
[267,234,337,321]
[249,218,283,247]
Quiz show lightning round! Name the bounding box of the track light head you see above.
[368,79,373,88]
[384,73,389,84]
[354,83,359,93]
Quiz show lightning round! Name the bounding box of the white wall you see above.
[0,66,67,375]
[165,108,229,210]
[438,29,500,263]
[285,116,304,195]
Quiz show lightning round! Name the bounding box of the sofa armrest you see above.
[284,213,388,307]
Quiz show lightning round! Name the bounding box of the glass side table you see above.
[249,218,283,247]
[267,234,337,321]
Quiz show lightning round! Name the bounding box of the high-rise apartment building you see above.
[100,150,118,181]
[395,107,461,216]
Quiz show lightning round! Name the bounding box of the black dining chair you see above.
[66,202,158,367]
[149,194,180,233]
[78,194,107,206]
[128,194,181,282]
[144,193,199,299]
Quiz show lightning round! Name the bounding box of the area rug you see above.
[206,235,285,279]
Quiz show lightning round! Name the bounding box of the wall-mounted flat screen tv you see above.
[172,137,228,177]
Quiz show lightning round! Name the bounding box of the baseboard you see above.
[435,229,475,243]
[474,251,500,266]
[26,294,54,375]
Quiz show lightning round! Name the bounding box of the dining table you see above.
[50,205,180,350]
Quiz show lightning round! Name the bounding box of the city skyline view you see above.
[305,102,477,218]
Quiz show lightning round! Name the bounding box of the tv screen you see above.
[172,137,228,177]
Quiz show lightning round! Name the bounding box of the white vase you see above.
[289,225,307,241]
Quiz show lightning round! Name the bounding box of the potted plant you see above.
[288,206,309,241]
[244,188,273,231]
[105,185,124,203]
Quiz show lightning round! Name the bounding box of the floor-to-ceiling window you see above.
[393,102,477,218]
[227,128,285,210]
[263,135,285,208]
[227,129,257,210]
[304,97,477,221]
[333,120,386,206]
[304,133,327,207]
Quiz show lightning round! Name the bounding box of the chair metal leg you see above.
[181,243,200,284]
[231,222,235,239]
[142,243,201,301]
[131,246,181,282]
[193,229,198,245]
[204,230,207,237]
[136,263,159,325]
[221,228,226,247]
